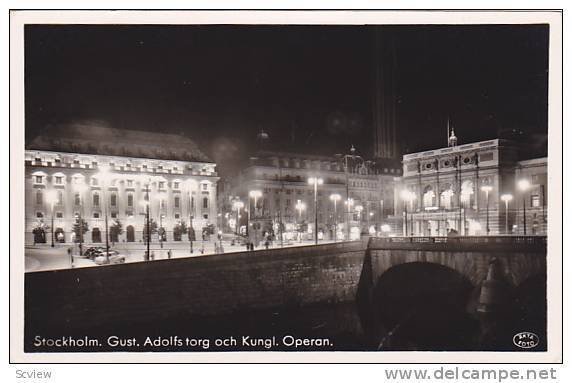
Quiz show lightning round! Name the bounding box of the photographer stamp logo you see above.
[513,332,539,349]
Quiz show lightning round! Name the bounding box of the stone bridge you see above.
[24,236,547,352]
[362,236,547,288]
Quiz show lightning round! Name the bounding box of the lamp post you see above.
[295,199,306,243]
[518,179,530,235]
[400,190,416,236]
[73,182,87,256]
[140,179,152,261]
[481,185,493,235]
[345,197,354,240]
[97,165,112,262]
[355,205,363,236]
[188,192,195,253]
[329,193,341,242]
[233,200,244,236]
[156,194,166,249]
[500,194,513,235]
[308,177,323,245]
[248,190,262,241]
[46,190,57,247]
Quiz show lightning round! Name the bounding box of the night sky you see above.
[25,24,549,175]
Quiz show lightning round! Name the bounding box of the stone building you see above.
[25,122,219,245]
[398,132,547,236]
[225,144,401,242]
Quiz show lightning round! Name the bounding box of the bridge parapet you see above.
[368,236,546,253]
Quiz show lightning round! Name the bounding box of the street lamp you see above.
[329,193,341,242]
[45,190,57,247]
[73,182,87,256]
[500,194,513,235]
[345,197,354,240]
[295,199,306,243]
[355,205,363,236]
[308,177,323,245]
[400,190,416,236]
[96,165,112,262]
[248,190,262,240]
[481,185,493,235]
[232,200,244,236]
[518,179,530,235]
[156,194,166,249]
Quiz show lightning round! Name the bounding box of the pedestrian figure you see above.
[167,249,172,259]
[150,251,155,260]
[67,247,74,268]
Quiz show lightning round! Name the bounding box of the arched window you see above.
[461,180,474,206]
[440,187,454,210]
[423,186,436,208]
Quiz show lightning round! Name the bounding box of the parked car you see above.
[94,252,126,265]
[83,247,105,259]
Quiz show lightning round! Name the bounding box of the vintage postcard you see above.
[9,10,562,363]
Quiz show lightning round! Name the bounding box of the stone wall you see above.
[25,241,368,333]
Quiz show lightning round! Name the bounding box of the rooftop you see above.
[26,121,213,163]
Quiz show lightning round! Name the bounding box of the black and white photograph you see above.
[9,10,562,363]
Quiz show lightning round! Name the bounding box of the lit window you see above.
[531,195,540,208]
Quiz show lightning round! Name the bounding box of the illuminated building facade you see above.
[398,137,547,236]
[25,123,219,245]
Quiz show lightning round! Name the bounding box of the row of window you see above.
[33,175,212,193]
[32,157,186,173]
[35,211,210,220]
[34,190,211,209]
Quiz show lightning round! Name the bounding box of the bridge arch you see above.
[370,262,478,350]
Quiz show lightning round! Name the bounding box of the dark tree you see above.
[72,218,89,243]
[109,219,123,244]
